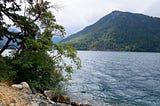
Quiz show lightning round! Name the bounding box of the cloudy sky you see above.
[50,0,160,36]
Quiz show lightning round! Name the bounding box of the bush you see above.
[9,46,80,92]
[10,51,60,91]
[0,56,16,82]
[0,46,80,93]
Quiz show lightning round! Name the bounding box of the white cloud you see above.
[50,0,160,36]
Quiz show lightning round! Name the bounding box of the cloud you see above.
[51,0,160,36]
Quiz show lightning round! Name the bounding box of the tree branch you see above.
[8,44,18,49]
[0,38,12,55]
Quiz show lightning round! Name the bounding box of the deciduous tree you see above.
[0,0,81,92]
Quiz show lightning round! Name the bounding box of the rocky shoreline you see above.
[0,82,91,106]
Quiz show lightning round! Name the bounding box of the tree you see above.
[0,0,64,53]
[0,0,81,92]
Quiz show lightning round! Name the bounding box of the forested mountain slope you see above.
[62,11,160,52]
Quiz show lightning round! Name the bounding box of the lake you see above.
[68,51,160,106]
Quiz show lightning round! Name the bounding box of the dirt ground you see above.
[0,82,28,106]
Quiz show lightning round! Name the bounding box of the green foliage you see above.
[10,49,80,91]
[0,0,81,92]
[0,56,16,82]
[62,11,160,52]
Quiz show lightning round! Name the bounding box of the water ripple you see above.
[69,51,160,106]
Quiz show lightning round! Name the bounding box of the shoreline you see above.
[0,82,92,106]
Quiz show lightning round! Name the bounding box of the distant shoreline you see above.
[76,49,160,53]
[1,49,160,56]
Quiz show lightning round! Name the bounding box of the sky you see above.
[50,0,160,36]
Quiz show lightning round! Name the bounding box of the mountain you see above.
[0,27,63,48]
[52,36,63,44]
[0,27,20,49]
[61,11,160,52]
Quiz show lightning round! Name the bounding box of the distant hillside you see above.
[0,27,20,49]
[0,27,63,48]
[61,11,160,52]
[52,36,63,44]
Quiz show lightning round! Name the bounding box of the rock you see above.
[35,93,44,98]
[27,92,59,106]
[56,103,62,106]
[11,84,23,89]
[27,94,53,106]
[11,82,32,94]
[9,103,14,106]
[38,100,48,106]
[32,88,37,94]
[55,102,71,106]
[47,97,56,104]
[44,90,58,102]
[58,95,70,104]
[44,90,53,99]
[60,103,71,106]
[79,100,91,106]
[20,82,32,94]
[20,82,30,88]
[27,101,39,106]
[0,103,5,106]
[71,101,80,106]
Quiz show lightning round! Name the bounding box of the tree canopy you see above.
[0,0,81,92]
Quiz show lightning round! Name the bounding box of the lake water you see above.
[68,51,160,106]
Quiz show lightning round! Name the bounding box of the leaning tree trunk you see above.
[0,39,12,55]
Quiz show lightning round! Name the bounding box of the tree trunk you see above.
[0,39,12,55]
